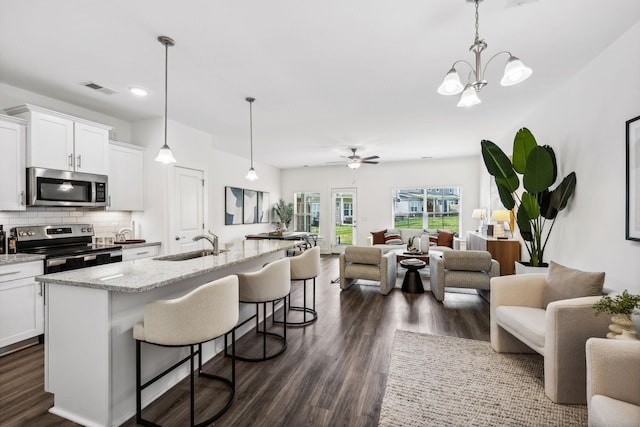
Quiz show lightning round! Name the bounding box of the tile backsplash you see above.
[0,208,133,239]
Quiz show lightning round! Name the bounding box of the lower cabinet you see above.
[122,244,160,261]
[0,261,44,348]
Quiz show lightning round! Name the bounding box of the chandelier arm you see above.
[481,50,512,78]
[451,59,476,76]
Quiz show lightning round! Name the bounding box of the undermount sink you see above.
[154,249,227,261]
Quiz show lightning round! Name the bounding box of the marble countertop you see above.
[117,241,161,249]
[0,253,46,265]
[36,239,297,293]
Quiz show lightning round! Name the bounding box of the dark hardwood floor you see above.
[0,254,490,427]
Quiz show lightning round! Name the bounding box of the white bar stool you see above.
[134,275,239,426]
[274,246,320,326]
[226,257,290,362]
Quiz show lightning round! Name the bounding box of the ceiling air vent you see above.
[81,81,117,95]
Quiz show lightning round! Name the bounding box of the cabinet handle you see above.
[108,195,111,207]
[68,154,74,168]
[136,251,149,256]
[20,190,25,206]
[77,155,82,169]
[175,236,185,241]
[39,283,43,296]
[0,270,20,277]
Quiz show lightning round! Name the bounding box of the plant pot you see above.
[515,261,549,275]
[607,314,635,339]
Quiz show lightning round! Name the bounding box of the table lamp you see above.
[491,209,511,237]
[472,208,486,232]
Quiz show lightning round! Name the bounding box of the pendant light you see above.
[154,35,177,164]
[245,97,258,181]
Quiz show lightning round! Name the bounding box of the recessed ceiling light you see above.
[129,86,148,97]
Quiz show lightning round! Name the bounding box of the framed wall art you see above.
[243,189,258,224]
[225,186,244,225]
[626,115,640,240]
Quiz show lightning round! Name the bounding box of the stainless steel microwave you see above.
[27,167,108,207]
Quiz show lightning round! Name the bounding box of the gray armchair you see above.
[429,250,499,302]
[339,246,397,295]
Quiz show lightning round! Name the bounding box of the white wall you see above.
[131,118,280,252]
[488,21,640,294]
[282,156,480,251]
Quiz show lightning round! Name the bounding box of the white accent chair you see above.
[490,274,609,404]
[586,337,640,427]
[429,250,499,302]
[229,257,291,361]
[133,275,239,426]
[339,246,397,295]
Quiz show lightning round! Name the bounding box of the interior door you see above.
[331,188,356,252]
[170,167,205,254]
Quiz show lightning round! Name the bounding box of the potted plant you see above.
[593,290,640,339]
[272,199,294,232]
[481,128,577,268]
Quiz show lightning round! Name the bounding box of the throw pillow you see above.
[384,232,403,245]
[370,229,386,245]
[542,261,605,308]
[436,230,455,248]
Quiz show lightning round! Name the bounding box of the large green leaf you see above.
[512,128,537,174]
[481,140,518,192]
[521,192,540,220]
[523,146,554,194]
[550,172,577,211]
[517,207,533,241]
[539,189,558,219]
[496,181,515,210]
[543,145,558,186]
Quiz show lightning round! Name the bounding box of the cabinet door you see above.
[122,245,160,261]
[0,118,26,210]
[28,111,74,170]
[75,122,109,175]
[108,142,144,210]
[0,277,44,348]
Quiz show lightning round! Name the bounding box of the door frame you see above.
[330,187,357,254]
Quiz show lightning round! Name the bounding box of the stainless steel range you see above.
[14,224,122,273]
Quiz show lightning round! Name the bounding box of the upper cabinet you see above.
[6,104,111,176]
[108,141,144,211]
[0,115,27,210]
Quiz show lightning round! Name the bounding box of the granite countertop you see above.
[0,253,46,265]
[36,239,297,293]
[117,241,161,249]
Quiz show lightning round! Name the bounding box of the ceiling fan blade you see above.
[361,155,379,161]
[362,160,379,164]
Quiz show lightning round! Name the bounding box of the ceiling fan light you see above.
[154,144,177,164]
[245,167,258,180]
[500,56,532,86]
[347,161,361,169]
[437,68,464,95]
[457,84,482,107]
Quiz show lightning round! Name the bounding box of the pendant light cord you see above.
[249,100,253,168]
[164,40,169,148]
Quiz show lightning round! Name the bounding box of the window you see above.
[392,187,461,234]
[294,192,320,233]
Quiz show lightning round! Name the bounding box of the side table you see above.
[399,259,426,294]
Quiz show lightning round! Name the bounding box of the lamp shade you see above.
[491,209,510,222]
[154,144,176,164]
[437,68,464,95]
[500,56,532,87]
[472,209,485,219]
[245,167,258,181]
[347,161,361,169]
[457,84,481,107]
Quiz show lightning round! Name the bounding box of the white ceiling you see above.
[1,0,639,169]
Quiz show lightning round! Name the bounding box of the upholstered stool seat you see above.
[134,275,239,427]
[274,246,320,326]
[226,257,291,362]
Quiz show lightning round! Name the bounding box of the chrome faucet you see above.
[193,230,219,255]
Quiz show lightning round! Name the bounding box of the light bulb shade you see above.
[347,161,361,169]
[472,208,485,219]
[500,56,532,86]
[457,84,481,107]
[155,144,177,164]
[246,167,258,180]
[491,209,510,222]
[437,68,464,95]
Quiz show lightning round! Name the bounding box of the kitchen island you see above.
[36,239,297,427]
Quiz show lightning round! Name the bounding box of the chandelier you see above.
[437,0,532,107]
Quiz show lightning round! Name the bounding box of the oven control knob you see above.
[19,231,27,236]
[27,231,35,236]
[86,227,93,232]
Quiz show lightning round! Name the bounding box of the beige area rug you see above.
[379,330,587,427]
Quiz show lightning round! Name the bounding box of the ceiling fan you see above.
[341,148,380,169]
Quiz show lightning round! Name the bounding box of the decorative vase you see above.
[606,314,635,339]
[615,329,638,341]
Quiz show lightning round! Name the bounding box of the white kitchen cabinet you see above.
[121,244,160,261]
[0,261,44,348]
[0,115,27,210]
[108,141,144,211]
[6,104,111,175]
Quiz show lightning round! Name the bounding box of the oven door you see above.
[27,167,108,207]
[45,250,122,274]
